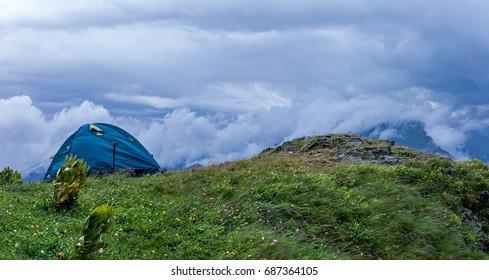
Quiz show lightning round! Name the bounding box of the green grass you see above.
[1,138,489,260]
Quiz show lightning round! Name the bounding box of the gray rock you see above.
[346,139,364,146]
[383,155,399,165]
[279,145,295,152]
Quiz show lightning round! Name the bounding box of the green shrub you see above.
[53,155,89,207]
[0,167,23,185]
[70,204,115,260]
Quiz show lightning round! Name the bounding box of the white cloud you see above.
[137,108,219,167]
[203,82,292,111]
[52,100,112,131]
[0,96,113,171]
[0,96,51,171]
[105,82,292,113]
[106,93,187,109]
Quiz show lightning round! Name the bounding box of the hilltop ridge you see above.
[260,134,425,165]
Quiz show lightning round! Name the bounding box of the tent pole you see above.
[112,142,118,173]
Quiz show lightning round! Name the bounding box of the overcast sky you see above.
[2,0,489,172]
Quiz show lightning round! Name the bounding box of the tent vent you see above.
[89,124,105,136]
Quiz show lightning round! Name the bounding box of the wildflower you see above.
[272,239,278,245]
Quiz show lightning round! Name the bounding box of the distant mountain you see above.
[362,120,489,164]
[22,168,47,183]
[363,121,449,156]
[461,129,489,163]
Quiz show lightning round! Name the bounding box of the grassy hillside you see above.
[1,134,489,259]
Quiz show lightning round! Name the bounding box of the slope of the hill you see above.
[1,134,489,259]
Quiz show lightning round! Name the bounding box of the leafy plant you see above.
[70,204,115,260]
[0,167,23,185]
[53,155,89,207]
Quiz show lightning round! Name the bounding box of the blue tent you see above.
[45,123,160,180]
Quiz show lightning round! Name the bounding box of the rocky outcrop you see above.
[265,134,419,165]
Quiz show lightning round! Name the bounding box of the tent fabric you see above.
[44,123,160,180]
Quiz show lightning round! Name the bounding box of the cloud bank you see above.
[1,86,485,173]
